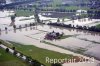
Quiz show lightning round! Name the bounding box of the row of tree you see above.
[48,22,100,32]
[2,23,35,31]
[87,10,100,19]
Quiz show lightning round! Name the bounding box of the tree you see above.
[10,14,16,26]
[11,15,15,23]
[34,6,40,23]
[5,27,7,31]
[57,18,60,22]
[62,18,64,22]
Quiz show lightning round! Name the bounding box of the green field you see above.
[8,41,73,66]
[0,48,29,66]
[96,24,100,29]
[15,10,34,17]
[41,0,89,10]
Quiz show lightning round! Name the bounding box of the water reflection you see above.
[5,30,8,34]
[19,28,22,32]
[0,24,100,60]
[39,25,100,36]
[19,25,22,32]
[0,32,1,35]
[13,29,16,33]
[30,27,32,30]
[25,28,28,31]
[1,24,100,37]
[49,25,52,29]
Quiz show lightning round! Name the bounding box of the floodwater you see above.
[40,11,75,18]
[1,23,100,60]
[36,25,100,60]
[0,11,100,61]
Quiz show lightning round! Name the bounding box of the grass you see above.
[75,48,86,54]
[8,41,73,66]
[60,35,73,39]
[19,17,34,21]
[0,48,29,66]
[14,10,34,17]
[64,6,79,10]
[96,24,100,29]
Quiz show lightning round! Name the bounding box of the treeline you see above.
[87,10,100,19]
[48,22,100,32]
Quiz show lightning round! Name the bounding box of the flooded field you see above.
[34,25,100,60]
[40,11,75,18]
[1,24,100,60]
[0,11,100,63]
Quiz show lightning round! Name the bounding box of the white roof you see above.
[76,10,87,13]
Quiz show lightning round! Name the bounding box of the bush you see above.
[25,56,32,62]
[13,50,18,55]
[0,41,2,44]
[12,47,15,50]
[30,59,42,66]
[5,48,9,52]
[51,63,62,66]
[19,53,23,57]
